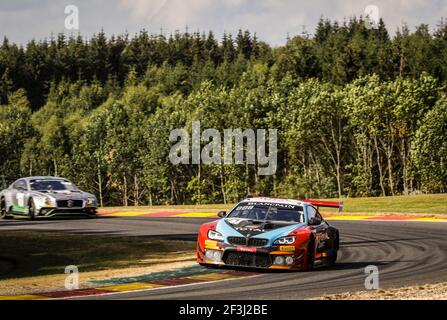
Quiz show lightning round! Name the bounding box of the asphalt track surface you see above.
[1,216,447,299]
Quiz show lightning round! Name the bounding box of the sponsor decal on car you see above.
[236,246,257,253]
[279,246,295,252]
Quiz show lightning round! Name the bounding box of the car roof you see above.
[21,176,68,182]
[240,197,306,207]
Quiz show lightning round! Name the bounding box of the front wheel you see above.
[329,236,339,266]
[28,199,36,220]
[85,208,97,219]
[328,250,338,266]
[306,239,315,271]
[199,263,220,269]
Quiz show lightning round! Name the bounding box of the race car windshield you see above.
[30,180,77,191]
[227,203,304,223]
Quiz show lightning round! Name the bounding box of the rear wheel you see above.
[0,198,8,219]
[28,199,36,220]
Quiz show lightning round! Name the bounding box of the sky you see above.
[1,0,447,46]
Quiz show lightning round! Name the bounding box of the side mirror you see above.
[217,211,227,218]
[308,217,322,226]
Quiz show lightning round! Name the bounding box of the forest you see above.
[0,16,446,206]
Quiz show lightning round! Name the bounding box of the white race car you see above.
[0,176,98,219]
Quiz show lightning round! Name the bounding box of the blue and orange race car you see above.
[197,196,342,270]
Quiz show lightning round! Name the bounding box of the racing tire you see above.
[328,250,338,266]
[199,263,211,268]
[306,239,315,271]
[0,198,8,219]
[28,199,36,220]
[199,263,220,269]
[328,236,339,266]
[84,211,96,219]
[86,209,98,219]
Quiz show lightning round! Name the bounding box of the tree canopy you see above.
[1,17,446,205]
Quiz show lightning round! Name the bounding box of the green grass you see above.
[0,231,195,280]
[101,194,447,215]
[338,194,447,215]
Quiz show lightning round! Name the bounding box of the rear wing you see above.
[244,195,344,212]
[300,199,344,212]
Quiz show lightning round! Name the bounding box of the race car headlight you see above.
[274,236,296,245]
[208,230,224,241]
[44,198,55,206]
[86,198,96,205]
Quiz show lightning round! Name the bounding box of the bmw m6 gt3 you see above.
[197,197,341,270]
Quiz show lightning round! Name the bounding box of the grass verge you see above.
[0,231,195,281]
[100,193,447,216]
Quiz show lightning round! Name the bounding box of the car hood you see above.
[33,190,87,200]
[216,218,304,245]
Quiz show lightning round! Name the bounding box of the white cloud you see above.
[117,0,310,43]
[119,0,169,19]
[318,0,447,32]
[119,0,213,25]
[2,0,447,45]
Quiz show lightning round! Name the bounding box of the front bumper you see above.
[37,207,97,218]
[197,239,306,270]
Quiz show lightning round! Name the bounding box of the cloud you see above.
[119,0,216,25]
[316,0,447,32]
[117,0,308,43]
[119,0,169,20]
[1,0,447,46]
[117,0,447,44]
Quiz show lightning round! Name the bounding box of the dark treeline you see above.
[1,17,446,205]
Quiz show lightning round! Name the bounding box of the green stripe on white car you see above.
[12,204,26,213]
